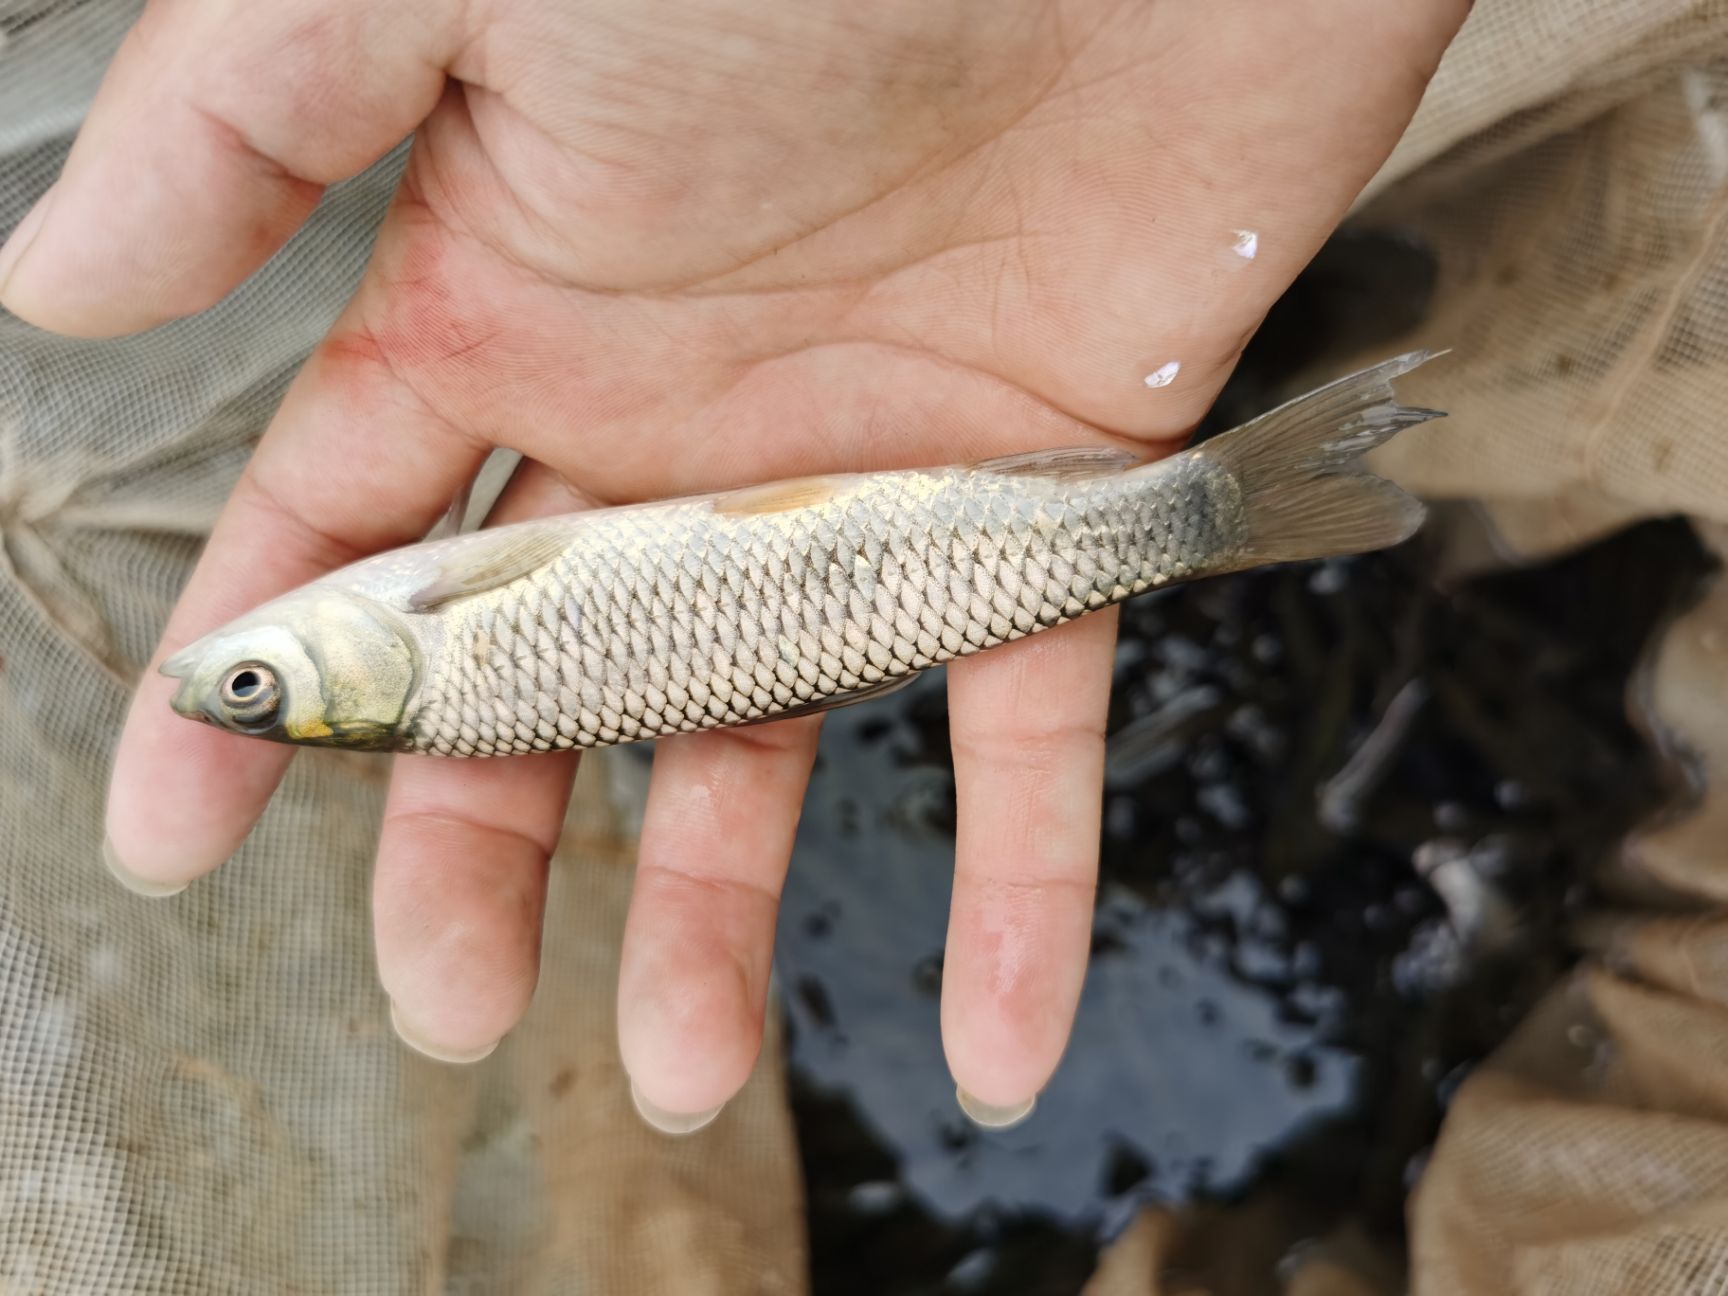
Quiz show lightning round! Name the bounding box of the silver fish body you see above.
[162,352,1445,754]
[403,451,1233,754]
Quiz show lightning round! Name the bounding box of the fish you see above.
[160,351,1446,755]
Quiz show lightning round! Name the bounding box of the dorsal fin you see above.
[971,446,1140,480]
[714,476,838,516]
[405,524,569,612]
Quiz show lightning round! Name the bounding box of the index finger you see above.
[103,297,486,894]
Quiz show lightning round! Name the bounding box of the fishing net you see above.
[5,0,1728,1293]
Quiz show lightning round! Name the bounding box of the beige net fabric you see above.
[0,3,802,1292]
[1352,14,1728,563]
[1090,2,1728,1292]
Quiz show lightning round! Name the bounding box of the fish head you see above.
[159,588,418,750]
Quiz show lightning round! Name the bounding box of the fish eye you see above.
[218,662,281,728]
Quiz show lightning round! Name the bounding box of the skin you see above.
[2,0,1470,1126]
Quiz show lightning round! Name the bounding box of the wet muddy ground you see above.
[770,234,1720,1294]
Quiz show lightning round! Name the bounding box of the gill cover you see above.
[160,591,417,749]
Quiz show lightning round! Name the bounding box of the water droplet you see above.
[1143,361,1181,389]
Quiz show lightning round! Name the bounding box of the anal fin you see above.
[733,672,923,727]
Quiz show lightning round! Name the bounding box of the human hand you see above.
[3,0,1468,1129]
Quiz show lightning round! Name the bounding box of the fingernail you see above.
[0,184,58,301]
[102,836,188,898]
[956,1085,1037,1130]
[389,1000,499,1065]
[629,1077,724,1135]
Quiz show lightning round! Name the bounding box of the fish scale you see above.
[402,459,1232,756]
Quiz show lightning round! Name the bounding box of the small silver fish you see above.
[162,352,1445,754]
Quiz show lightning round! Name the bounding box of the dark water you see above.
[770,234,1718,1294]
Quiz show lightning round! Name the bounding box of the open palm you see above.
[2,0,1467,1127]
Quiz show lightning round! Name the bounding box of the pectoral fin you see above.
[405,524,570,612]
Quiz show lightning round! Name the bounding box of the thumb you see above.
[0,0,458,338]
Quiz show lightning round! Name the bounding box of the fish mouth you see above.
[163,674,210,722]
[157,641,219,722]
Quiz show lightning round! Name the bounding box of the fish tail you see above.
[1191,350,1447,567]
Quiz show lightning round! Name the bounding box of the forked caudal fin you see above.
[1190,349,1447,567]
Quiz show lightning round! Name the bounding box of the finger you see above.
[375,459,589,1061]
[617,716,823,1131]
[0,0,456,336]
[376,748,575,1062]
[940,610,1117,1124]
[104,281,489,895]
